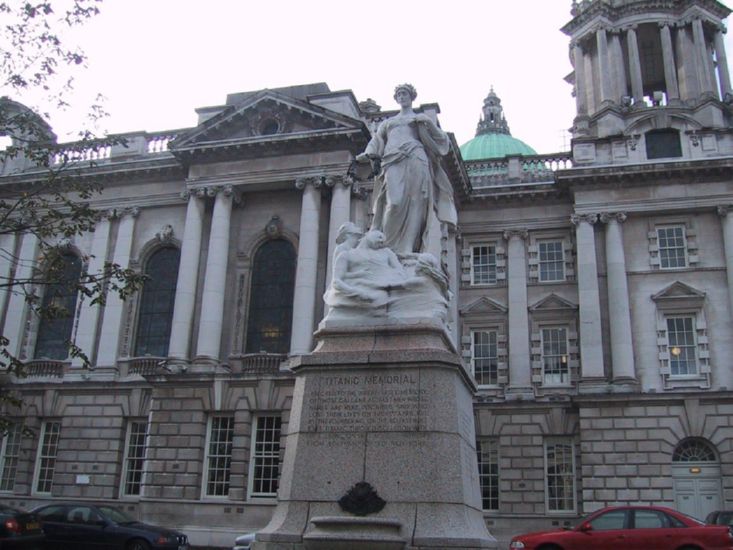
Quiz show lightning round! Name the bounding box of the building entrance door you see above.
[672,439,722,521]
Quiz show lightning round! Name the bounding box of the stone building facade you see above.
[1,0,733,547]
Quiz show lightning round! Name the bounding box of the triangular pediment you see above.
[170,89,366,152]
[529,293,578,312]
[652,281,706,303]
[460,296,507,316]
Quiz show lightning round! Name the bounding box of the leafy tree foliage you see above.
[0,1,146,432]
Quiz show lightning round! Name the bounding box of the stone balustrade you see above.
[465,152,573,188]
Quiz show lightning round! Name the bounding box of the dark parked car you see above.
[31,503,188,550]
[509,505,733,550]
[708,511,733,527]
[232,532,256,550]
[0,504,44,549]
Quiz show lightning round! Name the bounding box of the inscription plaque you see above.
[306,372,424,432]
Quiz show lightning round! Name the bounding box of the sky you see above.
[25,0,733,154]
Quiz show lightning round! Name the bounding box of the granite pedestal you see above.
[253,320,497,550]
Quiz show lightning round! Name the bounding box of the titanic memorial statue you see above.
[253,85,497,550]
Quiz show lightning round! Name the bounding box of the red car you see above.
[509,505,733,550]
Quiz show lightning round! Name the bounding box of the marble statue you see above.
[356,83,456,255]
[321,85,456,326]
[323,229,448,323]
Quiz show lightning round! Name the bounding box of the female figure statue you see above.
[356,84,456,255]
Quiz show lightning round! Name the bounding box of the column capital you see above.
[324,174,352,188]
[600,212,627,224]
[503,229,528,241]
[205,185,242,206]
[718,205,733,217]
[182,187,208,200]
[571,213,599,226]
[295,176,323,191]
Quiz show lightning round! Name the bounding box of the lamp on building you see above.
[670,346,682,357]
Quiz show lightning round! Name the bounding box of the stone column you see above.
[324,175,352,289]
[0,233,18,327]
[713,28,732,100]
[571,213,605,381]
[718,206,733,317]
[677,23,700,100]
[600,212,635,382]
[693,18,714,95]
[626,26,645,104]
[3,232,38,359]
[596,27,613,104]
[573,42,589,116]
[96,208,139,366]
[195,186,235,362]
[504,229,531,392]
[290,176,322,356]
[168,189,206,362]
[660,24,681,103]
[72,214,113,367]
[610,31,628,103]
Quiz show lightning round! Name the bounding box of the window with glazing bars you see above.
[0,424,22,492]
[471,245,497,285]
[666,316,697,376]
[472,330,498,386]
[35,421,60,494]
[122,421,147,496]
[542,327,569,385]
[249,416,281,497]
[657,226,687,269]
[476,439,499,510]
[546,441,575,512]
[205,416,234,497]
[538,241,564,282]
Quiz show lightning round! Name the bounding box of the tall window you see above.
[34,421,61,494]
[134,247,180,357]
[666,316,697,376]
[246,240,296,354]
[657,226,687,269]
[542,327,569,386]
[204,416,234,497]
[121,421,147,497]
[471,245,496,285]
[35,254,82,360]
[0,423,22,492]
[471,330,498,386]
[476,439,499,511]
[248,415,281,498]
[545,440,575,512]
[538,240,564,282]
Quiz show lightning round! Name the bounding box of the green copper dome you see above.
[460,87,537,160]
[460,133,537,160]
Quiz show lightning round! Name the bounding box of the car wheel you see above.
[537,545,564,550]
[126,539,151,550]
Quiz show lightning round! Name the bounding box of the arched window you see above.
[35,253,82,360]
[672,438,717,462]
[134,247,180,357]
[245,239,296,354]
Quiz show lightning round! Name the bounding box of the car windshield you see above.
[678,512,704,526]
[0,505,18,514]
[717,512,733,525]
[98,506,135,524]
